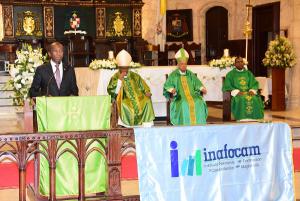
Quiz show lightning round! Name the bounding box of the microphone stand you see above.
[45,63,59,130]
[46,74,55,97]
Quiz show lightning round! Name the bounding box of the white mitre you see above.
[116,49,132,67]
[175,48,189,62]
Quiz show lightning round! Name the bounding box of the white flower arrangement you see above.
[89,59,117,70]
[129,61,142,68]
[209,56,236,69]
[209,56,248,69]
[6,43,47,106]
[263,36,296,68]
[89,59,142,70]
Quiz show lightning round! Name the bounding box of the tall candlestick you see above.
[243,0,253,62]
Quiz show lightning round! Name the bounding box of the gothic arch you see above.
[196,1,234,63]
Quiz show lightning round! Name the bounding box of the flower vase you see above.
[271,68,286,111]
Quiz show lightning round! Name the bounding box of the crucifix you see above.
[243,0,253,62]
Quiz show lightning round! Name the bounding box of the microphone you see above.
[45,74,55,131]
[45,72,55,131]
[46,73,55,97]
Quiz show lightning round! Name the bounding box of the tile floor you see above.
[0,105,299,200]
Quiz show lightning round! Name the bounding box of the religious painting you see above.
[106,8,132,38]
[13,6,43,39]
[63,11,87,35]
[54,6,95,40]
[166,9,193,42]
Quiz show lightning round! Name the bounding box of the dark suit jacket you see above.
[29,63,79,97]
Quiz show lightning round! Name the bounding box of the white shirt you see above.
[50,60,63,80]
[115,79,123,94]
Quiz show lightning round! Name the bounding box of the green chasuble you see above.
[107,71,155,126]
[222,68,264,120]
[163,69,208,125]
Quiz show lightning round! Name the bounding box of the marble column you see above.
[287,0,300,109]
[0,4,3,41]
[142,0,159,44]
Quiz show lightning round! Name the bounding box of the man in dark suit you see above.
[29,42,78,97]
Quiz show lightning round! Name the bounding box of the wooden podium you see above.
[21,98,136,201]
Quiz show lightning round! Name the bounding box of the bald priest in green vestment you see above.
[107,50,155,127]
[222,57,264,121]
[163,48,208,125]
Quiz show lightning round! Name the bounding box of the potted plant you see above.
[4,44,46,127]
[262,35,296,111]
[6,43,47,106]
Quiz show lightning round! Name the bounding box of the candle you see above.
[108,51,114,59]
[223,49,229,57]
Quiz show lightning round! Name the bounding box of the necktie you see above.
[55,64,61,89]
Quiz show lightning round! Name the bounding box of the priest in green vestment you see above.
[222,57,264,121]
[107,50,155,127]
[163,48,208,125]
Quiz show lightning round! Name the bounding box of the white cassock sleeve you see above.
[115,79,122,94]
[167,88,177,96]
[231,89,240,97]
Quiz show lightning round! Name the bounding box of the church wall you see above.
[142,0,293,61]
[0,4,3,41]
[0,1,299,108]
[142,0,300,109]
[148,0,247,63]
[253,0,299,108]
[142,0,159,44]
[287,0,300,108]
[253,0,300,109]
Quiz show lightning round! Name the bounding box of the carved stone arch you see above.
[196,1,233,63]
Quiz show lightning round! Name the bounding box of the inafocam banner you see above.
[134,123,294,201]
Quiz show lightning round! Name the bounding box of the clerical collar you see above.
[179,70,186,75]
[235,68,245,72]
[122,70,130,79]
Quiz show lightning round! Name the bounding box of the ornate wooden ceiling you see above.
[0,0,144,7]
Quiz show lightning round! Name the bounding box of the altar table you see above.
[96,65,230,117]
[75,65,270,117]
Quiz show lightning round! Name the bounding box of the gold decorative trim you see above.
[44,6,54,38]
[129,79,142,113]
[96,7,106,38]
[0,1,144,7]
[15,10,42,37]
[132,8,141,37]
[180,76,196,125]
[3,5,14,38]
[113,12,125,37]
[106,11,131,37]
